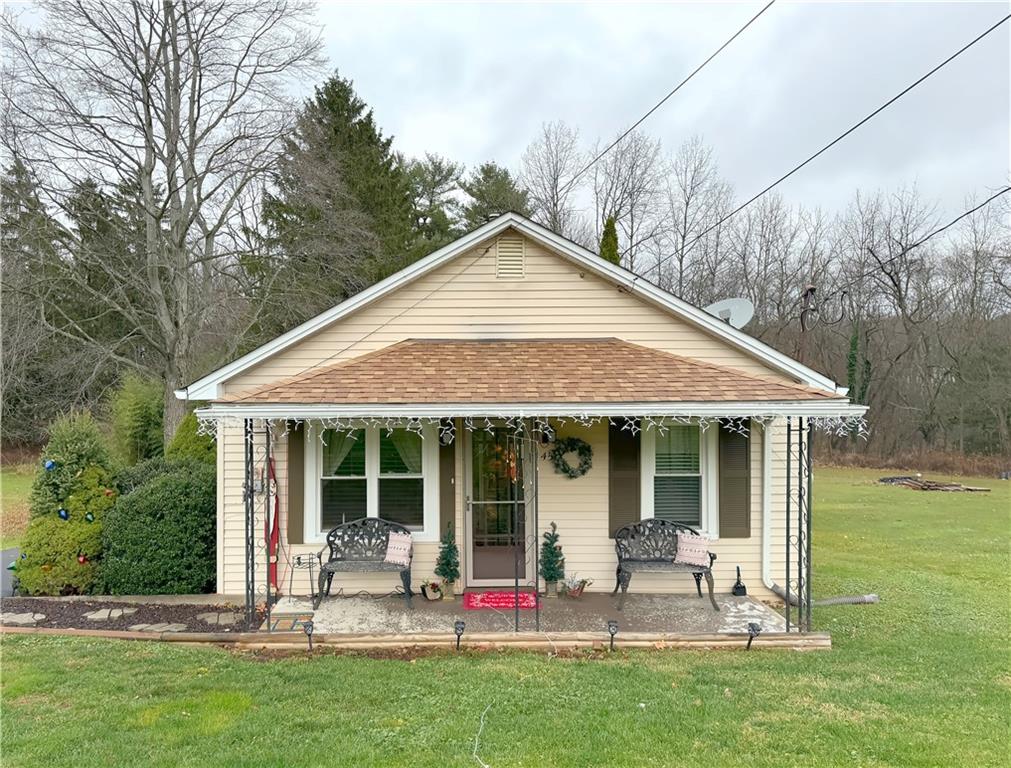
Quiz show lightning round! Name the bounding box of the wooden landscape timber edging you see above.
[0,625,831,651]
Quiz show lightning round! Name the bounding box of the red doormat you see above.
[463,591,539,610]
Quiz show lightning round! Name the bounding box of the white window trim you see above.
[303,424,440,544]
[640,425,719,538]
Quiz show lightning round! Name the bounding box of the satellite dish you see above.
[703,297,754,329]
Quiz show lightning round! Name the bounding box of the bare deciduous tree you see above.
[591,130,664,271]
[652,136,734,302]
[520,120,583,237]
[2,0,323,440]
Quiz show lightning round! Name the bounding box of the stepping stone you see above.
[2,612,44,626]
[139,622,187,633]
[196,611,237,627]
[128,623,152,632]
[83,607,138,620]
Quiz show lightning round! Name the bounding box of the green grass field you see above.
[0,464,33,550]
[2,467,1009,767]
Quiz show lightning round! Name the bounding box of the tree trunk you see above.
[163,376,186,446]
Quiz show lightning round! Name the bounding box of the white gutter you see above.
[197,400,868,421]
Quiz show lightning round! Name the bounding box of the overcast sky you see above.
[315,1,1009,222]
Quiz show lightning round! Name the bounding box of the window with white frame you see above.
[306,425,439,542]
[654,425,702,525]
[641,423,718,533]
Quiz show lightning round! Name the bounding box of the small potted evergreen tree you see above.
[434,523,460,599]
[539,522,565,597]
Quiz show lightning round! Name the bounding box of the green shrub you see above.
[29,412,111,518]
[165,412,216,465]
[114,457,173,495]
[109,373,164,465]
[17,518,103,595]
[100,463,217,594]
[18,466,116,595]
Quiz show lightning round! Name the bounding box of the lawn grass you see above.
[2,467,1009,767]
[0,464,33,550]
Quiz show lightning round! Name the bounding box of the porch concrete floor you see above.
[274,593,786,635]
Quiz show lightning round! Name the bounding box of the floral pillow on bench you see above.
[674,532,711,568]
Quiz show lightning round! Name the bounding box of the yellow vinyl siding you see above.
[221,230,789,396]
[535,420,777,598]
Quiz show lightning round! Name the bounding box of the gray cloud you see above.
[316,1,1009,220]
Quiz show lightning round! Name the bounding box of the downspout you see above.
[761,421,775,591]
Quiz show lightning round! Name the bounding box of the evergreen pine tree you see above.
[539,522,565,584]
[258,72,416,334]
[460,162,530,229]
[599,216,620,265]
[405,153,463,254]
[434,523,460,583]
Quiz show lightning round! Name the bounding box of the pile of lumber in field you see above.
[879,476,990,492]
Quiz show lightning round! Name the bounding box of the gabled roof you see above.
[178,212,844,401]
[221,338,845,406]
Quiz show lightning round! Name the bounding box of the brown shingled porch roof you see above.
[221,339,844,405]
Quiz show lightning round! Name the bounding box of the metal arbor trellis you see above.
[784,417,814,632]
[242,420,278,630]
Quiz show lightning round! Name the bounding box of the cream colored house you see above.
[178,212,865,623]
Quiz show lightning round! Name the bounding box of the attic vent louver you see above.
[496,236,525,279]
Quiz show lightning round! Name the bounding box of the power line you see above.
[557,0,776,200]
[908,185,1011,252]
[825,185,1011,298]
[639,11,1011,284]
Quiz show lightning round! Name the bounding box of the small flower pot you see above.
[442,581,455,600]
[563,580,591,598]
[544,581,558,598]
[421,583,443,601]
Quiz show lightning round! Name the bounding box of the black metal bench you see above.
[612,519,719,611]
[313,518,413,609]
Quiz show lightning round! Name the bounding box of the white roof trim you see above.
[178,212,842,400]
[197,401,867,420]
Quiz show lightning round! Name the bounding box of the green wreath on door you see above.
[549,437,593,478]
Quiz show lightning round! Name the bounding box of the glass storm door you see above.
[467,427,528,584]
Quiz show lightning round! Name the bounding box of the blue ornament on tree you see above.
[58,508,70,521]
[44,459,56,471]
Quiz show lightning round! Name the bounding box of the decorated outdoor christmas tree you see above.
[539,522,565,594]
[434,523,460,597]
[18,412,116,595]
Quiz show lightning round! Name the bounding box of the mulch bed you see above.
[0,597,254,632]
